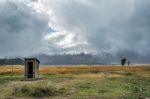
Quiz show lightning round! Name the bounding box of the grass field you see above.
[0,65,150,99]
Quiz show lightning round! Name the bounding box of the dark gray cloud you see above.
[0,0,49,57]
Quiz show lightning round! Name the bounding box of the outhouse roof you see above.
[24,58,40,63]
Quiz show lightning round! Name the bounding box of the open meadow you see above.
[0,65,150,99]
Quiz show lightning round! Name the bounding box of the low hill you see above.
[0,58,24,65]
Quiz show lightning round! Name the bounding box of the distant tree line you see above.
[0,58,24,65]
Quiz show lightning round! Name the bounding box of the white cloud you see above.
[44,31,88,49]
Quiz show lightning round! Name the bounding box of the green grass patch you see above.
[0,76,22,85]
[74,78,131,98]
[73,74,150,99]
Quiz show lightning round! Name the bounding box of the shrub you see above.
[121,58,127,66]
[13,83,64,97]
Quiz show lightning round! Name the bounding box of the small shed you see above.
[24,58,40,79]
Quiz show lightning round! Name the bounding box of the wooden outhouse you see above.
[24,58,40,79]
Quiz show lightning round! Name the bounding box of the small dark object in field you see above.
[121,58,127,66]
[128,61,131,66]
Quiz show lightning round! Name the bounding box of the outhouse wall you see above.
[34,60,39,78]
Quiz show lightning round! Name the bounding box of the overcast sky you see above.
[0,0,150,58]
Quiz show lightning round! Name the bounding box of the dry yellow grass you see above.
[0,65,24,75]
[0,65,150,75]
[40,65,150,75]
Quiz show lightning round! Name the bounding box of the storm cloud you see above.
[0,0,49,57]
[0,0,150,58]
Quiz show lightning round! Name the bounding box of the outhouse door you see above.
[27,62,33,78]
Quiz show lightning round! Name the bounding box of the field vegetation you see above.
[0,65,150,99]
